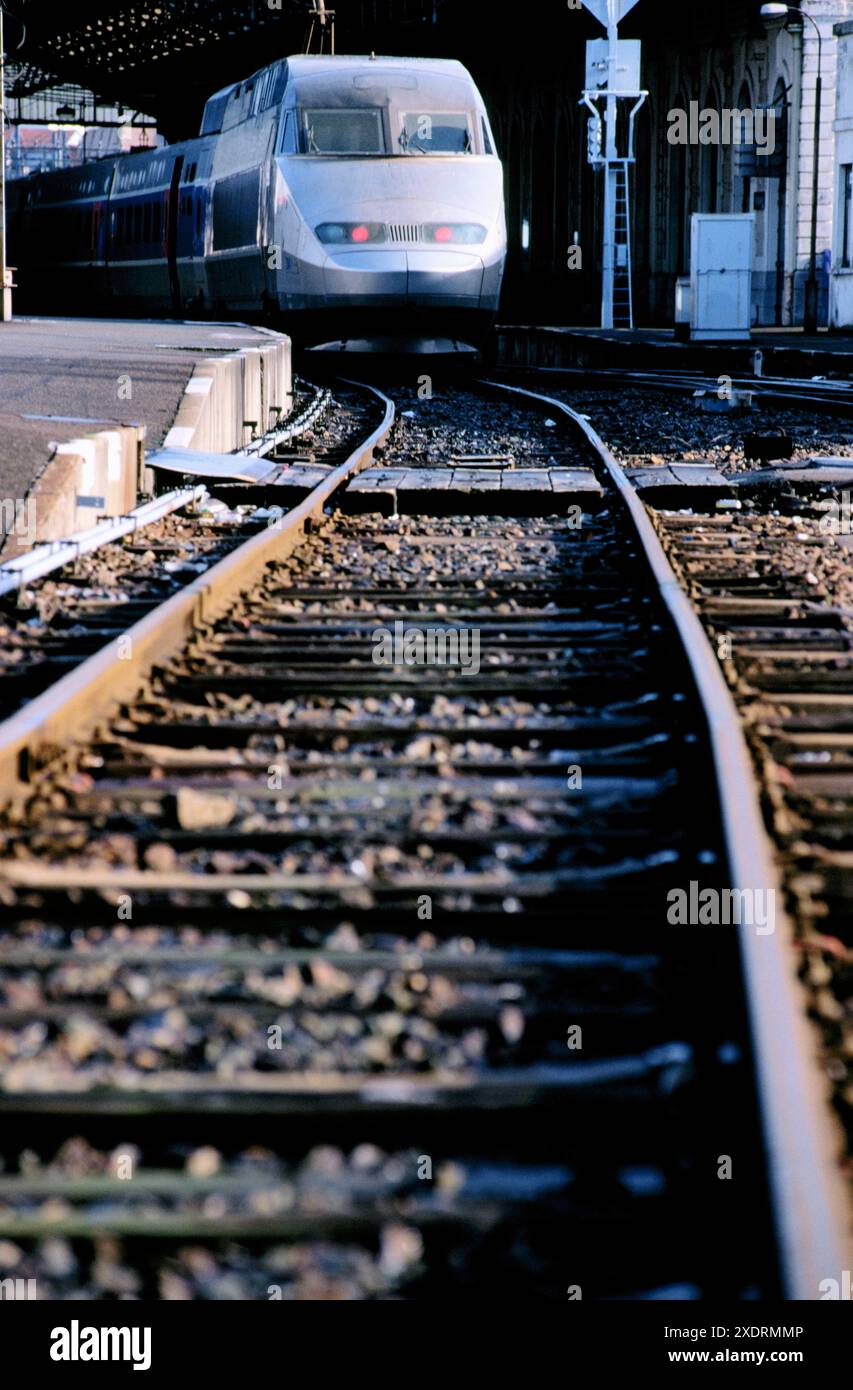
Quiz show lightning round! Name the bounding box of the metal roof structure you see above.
[4,1,446,138]
[2,0,774,132]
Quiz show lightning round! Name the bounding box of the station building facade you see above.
[482,0,853,329]
[622,0,853,327]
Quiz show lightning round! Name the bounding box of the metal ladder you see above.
[611,160,633,329]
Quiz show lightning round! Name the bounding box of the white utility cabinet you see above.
[690,214,754,341]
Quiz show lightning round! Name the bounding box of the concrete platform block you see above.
[163,336,292,457]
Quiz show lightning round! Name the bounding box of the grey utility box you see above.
[690,214,754,341]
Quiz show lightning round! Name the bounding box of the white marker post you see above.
[580,0,645,329]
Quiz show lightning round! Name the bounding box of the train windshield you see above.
[398,112,473,154]
[301,108,386,154]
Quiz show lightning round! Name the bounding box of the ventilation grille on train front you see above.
[386,224,423,244]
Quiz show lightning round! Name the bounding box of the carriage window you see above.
[252,69,274,116]
[278,111,298,155]
[300,108,385,155]
[399,112,473,154]
[481,117,493,155]
[143,203,151,242]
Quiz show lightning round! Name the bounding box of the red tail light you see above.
[424,223,487,245]
[316,223,386,244]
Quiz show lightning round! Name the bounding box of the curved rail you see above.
[0,382,395,803]
[480,377,852,1301]
[500,364,853,416]
[0,487,208,600]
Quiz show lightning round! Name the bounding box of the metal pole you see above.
[804,35,822,333]
[601,1,619,328]
[0,5,8,322]
[783,19,803,325]
[774,110,787,326]
[787,8,823,334]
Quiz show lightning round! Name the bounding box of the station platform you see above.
[0,317,289,556]
[492,324,853,378]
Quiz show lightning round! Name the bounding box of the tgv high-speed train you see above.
[9,55,507,347]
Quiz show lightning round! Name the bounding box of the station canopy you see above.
[5,0,443,138]
[3,0,758,140]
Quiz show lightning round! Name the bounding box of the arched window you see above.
[734,81,753,214]
[700,86,720,213]
[553,108,571,275]
[771,76,788,169]
[632,98,653,315]
[531,114,553,268]
[771,76,790,324]
[670,89,690,273]
[505,113,524,270]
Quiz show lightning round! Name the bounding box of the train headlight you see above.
[315,222,386,244]
[424,223,487,244]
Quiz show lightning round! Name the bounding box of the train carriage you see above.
[9,54,506,348]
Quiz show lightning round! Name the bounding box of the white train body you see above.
[10,54,506,347]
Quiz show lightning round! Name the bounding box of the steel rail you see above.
[0,486,208,599]
[503,364,853,415]
[480,377,852,1301]
[0,383,394,803]
[244,381,332,457]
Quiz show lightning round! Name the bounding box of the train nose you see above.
[406,250,484,307]
[322,249,484,306]
[322,250,408,304]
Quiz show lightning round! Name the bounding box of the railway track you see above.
[526,368,853,1192]
[0,505,249,723]
[653,511,853,1158]
[500,364,853,417]
[0,378,845,1301]
[0,384,378,727]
